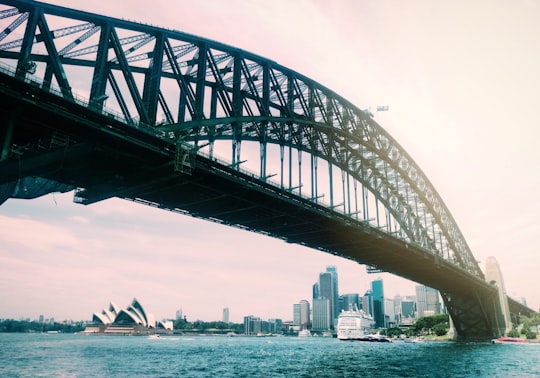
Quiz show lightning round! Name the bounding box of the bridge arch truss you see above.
[0,1,483,280]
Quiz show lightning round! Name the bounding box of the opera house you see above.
[84,298,172,335]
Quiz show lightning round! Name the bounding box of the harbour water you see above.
[1,333,540,377]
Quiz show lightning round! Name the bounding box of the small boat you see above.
[358,333,392,342]
[404,337,424,343]
[491,337,527,344]
[298,329,312,338]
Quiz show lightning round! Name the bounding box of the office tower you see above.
[299,299,310,329]
[393,294,403,325]
[362,290,373,316]
[342,293,360,311]
[326,266,340,319]
[384,298,395,328]
[371,278,384,328]
[312,297,331,331]
[175,309,183,320]
[293,303,301,327]
[243,315,262,335]
[415,285,441,317]
[318,272,334,325]
[312,282,319,300]
[400,296,416,325]
[222,307,229,323]
[293,300,310,329]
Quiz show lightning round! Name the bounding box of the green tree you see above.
[386,327,403,338]
[413,314,449,335]
[433,323,448,336]
[507,329,520,338]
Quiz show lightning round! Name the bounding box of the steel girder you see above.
[0,0,482,279]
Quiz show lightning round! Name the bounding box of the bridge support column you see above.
[442,288,506,340]
[485,256,513,335]
[1,117,15,161]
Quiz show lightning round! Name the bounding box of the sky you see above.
[1,0,539,323]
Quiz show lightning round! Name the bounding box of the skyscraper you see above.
[415,285,441,317]
[400,295,416,325]
[342,293,360,312]
[222,307,229,323]
[371,278,385,328]
[362,289,373,316]
[318,271,335,326]
[326,266,340,320]
[294,300,311,329]
[312,297,331,331]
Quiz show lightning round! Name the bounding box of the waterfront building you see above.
[85,298,157,335]
[293,303,301,328]
[156,320,173,330]
[415,285,441,318]
[299,300,310,329]
[267,318,283,334]
[222,307,229,323]
[371,279,385,328]
[243,315,262,335]
[312,297,331,331]
[244,315,277,335]
[294,301,310,329]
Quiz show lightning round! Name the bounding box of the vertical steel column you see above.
[280,144,284,188]
[194,42,207,121]
[142,32,165,125]
[346,170,351,215]
[341,170,346,213]
[1,117,15,161]
[260,63,270,179]
[90,23,110,112]
[287,74,294,190]
[353,180,359,219]
[375,198,380,228]
[16,6,39,80]
[36,10,73,100]
[297,150,302,195]
[232,53,242,167]
[209,86,217,158]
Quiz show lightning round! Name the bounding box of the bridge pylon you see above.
[485,256,513,335]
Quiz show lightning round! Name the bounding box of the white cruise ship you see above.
[337,304,375,340]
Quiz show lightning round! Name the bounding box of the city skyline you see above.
[1,0,539,323]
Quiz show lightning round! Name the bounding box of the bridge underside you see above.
[0,72,513,340]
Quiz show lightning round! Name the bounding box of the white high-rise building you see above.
[222,307,229,323]
[293,300,310,329]
[175,309,183,320]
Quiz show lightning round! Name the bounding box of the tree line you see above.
[0,319,86,333]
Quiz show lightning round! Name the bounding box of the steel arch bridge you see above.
[0,0,533,339]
